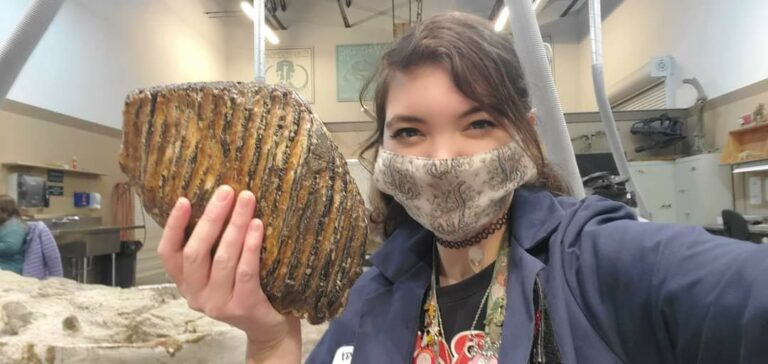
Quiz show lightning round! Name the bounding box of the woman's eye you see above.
[469,119,496,130]
[391,128,422,139]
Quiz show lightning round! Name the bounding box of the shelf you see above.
[727,122,768,135]
[721,122,768,164]
[2,162,108,176]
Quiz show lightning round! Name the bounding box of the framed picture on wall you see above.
[266,48,315,103]
[336,43,389,102]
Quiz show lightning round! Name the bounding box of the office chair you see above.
[721,210,750,241]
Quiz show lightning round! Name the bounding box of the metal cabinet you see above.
[674,153,733,225]
[629,160,676,223]
[629,153,733,225]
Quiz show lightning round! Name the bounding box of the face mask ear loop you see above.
[529,108,538,127]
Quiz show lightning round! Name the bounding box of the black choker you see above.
[435,214,508,249]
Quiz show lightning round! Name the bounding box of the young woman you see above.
[0,195,28,274]
[157,12,768,364]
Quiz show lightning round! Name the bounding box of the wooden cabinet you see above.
[629,153,733,225]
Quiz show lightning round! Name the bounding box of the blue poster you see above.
[336,43,389,102]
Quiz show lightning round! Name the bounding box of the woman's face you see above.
[382,64,515,158]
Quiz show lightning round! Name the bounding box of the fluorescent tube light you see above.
[733,160,768,173]
[494,6,510,32]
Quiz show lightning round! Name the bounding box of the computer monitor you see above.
[575,153,620,177]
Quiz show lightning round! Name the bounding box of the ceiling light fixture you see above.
[732,161,768,174]
[493,6,510,32]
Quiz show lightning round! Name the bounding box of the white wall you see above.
[574,0,768,111]
[6,0,766,123]
[224,0,397,123]
[225,1,589,120]
[541,13,584,113]
[0,0,229,129]
[1,0,580,127]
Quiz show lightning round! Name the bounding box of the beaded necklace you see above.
[417,233,509,363]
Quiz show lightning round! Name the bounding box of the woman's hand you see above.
[157,185,301,363]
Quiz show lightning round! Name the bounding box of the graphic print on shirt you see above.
[413,330,490,364]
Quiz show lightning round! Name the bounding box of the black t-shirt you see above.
[419,262,495,343]
[416,263,563,363]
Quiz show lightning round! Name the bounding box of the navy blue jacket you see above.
[306,187,768,363]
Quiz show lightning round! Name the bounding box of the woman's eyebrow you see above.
[459,105,485,118]
[385,114,426,128]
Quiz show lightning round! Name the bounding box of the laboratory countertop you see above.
[49,225,146,235]
[704,224,768,234]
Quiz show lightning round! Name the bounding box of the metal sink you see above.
[55,231,122,258]
[43,215,102,230]
[28,216,145,284]
[34,216,121,257]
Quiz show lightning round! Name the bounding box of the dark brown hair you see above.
[359,12,569,238]
[0,195,21,226]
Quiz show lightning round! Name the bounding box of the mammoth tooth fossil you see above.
[119,82,368,324]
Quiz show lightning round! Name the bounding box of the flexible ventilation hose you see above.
[0,0,64,106]
[253,0,266,83]
[506,0,585,198]
[588,0,649,217]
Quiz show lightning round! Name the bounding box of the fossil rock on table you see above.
[119,82,368,324]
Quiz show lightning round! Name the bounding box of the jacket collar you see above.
[368,217,433,283]
[369,186,566,282]
[508,187,568,250]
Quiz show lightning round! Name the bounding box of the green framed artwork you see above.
[266,48,315,103]
[336,43,389,102]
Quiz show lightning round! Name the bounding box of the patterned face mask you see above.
[372,141,537,242]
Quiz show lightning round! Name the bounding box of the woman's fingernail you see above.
[216,185,232,201]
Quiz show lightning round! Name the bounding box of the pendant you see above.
[468,245,484,272]
[414,347,437,364]
[469,336,498,364]
[469,354,498,364]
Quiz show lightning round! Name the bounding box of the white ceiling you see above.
[200,0,501,26]
[198,0,598,32]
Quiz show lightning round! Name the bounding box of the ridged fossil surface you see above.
[119,82,368,324]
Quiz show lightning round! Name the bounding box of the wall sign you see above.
[47,185,64,197]
[74,192,90,207]
[47,170,64,183]
[336,43,389,102]
[266,48,315,103]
